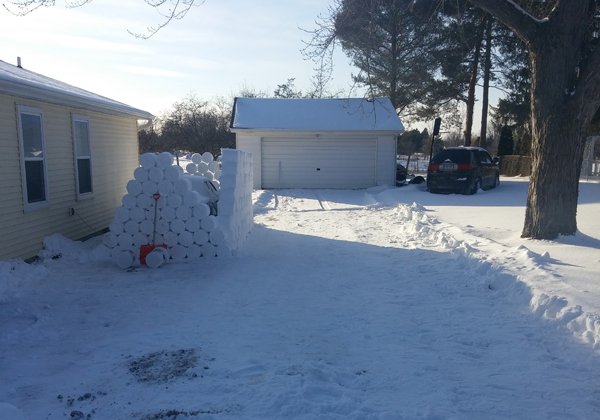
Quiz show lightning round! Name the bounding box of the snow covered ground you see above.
[1,177,600,419]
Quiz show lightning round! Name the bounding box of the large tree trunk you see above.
[479,17,493,148]
[522,40,590,238]
[464,18,486,146]
[523,111,587,238]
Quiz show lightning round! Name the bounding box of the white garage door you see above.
[261,137,377,189]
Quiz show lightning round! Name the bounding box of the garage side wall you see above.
[376,135,397,186]
[0,93,140,260]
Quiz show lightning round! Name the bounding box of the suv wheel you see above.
[466,178,481,195]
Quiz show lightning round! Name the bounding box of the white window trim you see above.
[72,114,93,200]
[17,105,50,212]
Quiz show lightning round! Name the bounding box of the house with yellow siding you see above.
[0,59,153,260]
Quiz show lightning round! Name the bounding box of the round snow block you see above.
[208,161,219,173]
[197,161,209,175]
[121,194,137,209]
[126,180,143,196]
[186,244,202,260]
[115,250,135,269]
[157,152,174,168]
[178,231,194,247]
[164,231,179,247]
[174,177,192,195]
[140,153,158,168]
[124,220,139,235]
[185,218,200,233]
[191,153,203,164]
[176,205,192,221]
[167,194,183,208]
[200,216,218,232]
[133,166,149,182]
[170,218,186,234]
[132,232,147,247]
[103,233,118,249]
[185,162,198,174]
[158,179,174,196]
[170,245,187,261]
[136,194,153,210]
[156,220,169,235]
[148,166,164,183]
[130,207,146,223]
[164,165,181,182]
[193,203,211,219]
[160,206,176,222]
[109,221,124,234]
[115,207,130,223]
[183,190,201,207]
[142,181,159,196]
[209,229,226,247]
[140,219,155,235]
[116,233,134,247]
[201,242,216,258]
[193,229,209,245]
[146,247,169,268]
[214,244,230,258]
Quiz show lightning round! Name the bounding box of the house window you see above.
[72,115,93,197]
[17,105,49,210]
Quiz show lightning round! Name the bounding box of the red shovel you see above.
[140,192,167,265]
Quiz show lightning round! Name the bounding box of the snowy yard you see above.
[1,178,600,419]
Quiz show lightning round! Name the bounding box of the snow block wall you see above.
[104,152,229,269]
[217,149,253,251]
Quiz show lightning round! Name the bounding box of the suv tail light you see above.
[428,163,440,171]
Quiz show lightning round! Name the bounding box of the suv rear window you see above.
[431,149,472,164]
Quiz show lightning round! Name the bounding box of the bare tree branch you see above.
[467,0,541,46]
[2,0,204,38]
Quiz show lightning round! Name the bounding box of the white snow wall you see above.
[217,149,253,251]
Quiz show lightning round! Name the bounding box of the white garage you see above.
[231,97,404,189]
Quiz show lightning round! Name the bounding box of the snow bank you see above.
[383,195,600,352]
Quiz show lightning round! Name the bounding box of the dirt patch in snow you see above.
[128,348,199,384]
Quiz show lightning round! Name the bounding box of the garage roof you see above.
[231,97,404,133]
[0,59,153,120]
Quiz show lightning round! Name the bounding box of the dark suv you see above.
[427,147,500,194]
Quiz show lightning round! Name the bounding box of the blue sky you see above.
[0,0,357,115]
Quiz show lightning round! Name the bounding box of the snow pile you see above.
[0,260,47,303]
[217,149,253,251]
[105,152,228,269]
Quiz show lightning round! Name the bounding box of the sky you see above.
[0,0,357,116]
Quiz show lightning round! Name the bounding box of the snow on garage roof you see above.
[0,59,153,120]
[231,97,404,133]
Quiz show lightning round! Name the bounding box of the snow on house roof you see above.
[231,97,404,133]
[0,59,153,120]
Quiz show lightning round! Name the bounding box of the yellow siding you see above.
[0,93,140,260]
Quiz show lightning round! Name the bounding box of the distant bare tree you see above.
[2,0,204,38]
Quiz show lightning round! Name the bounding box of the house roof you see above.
[0,59,153,120]
[230,97,404,133]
